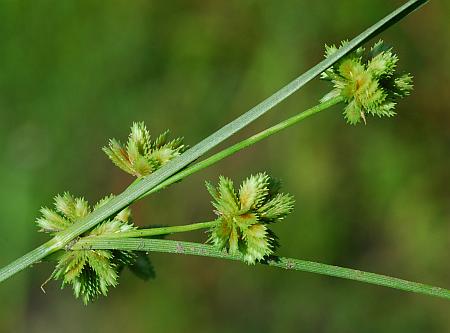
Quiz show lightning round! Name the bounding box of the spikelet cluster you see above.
[36,193,153,304]
[321,40,413,124]
[206,173,294,264]
[103,122,186,177]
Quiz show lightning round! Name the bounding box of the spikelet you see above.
[206,173,294,264]
[103,122,186,177]
[320,40,413,124]
[36,193,153,304]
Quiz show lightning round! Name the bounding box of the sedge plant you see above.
[1,0,448,305]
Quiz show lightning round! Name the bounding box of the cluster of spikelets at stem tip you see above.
[320,39,413,125]
[206,173,295,265]
[36,193,155,305]
[102,122,186,178]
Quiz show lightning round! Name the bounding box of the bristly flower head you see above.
[321,40,413,125]
[206,173,294,264]
[36,193,154,304]
[103,122,186,177]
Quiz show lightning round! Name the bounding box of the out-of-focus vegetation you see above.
[0,1,449,332]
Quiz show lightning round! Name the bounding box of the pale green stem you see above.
[90,221,218,239]
[140,96,344,198]
[0,239,63,283]
[71,238,450,300]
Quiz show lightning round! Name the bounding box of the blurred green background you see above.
[0,1,449,332]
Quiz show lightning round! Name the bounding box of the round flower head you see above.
[103,122,186,178]
[321,40,413,124]
[206,173,294,264]
[37,193,153,304]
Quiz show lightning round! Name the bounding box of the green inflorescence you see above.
[206,173,294,264]
[102,122,186,178]
[37,193,153,304]
[45,118,296,303]
[321,40,413,125]
[24,39,418,304]
[1,0,440,305]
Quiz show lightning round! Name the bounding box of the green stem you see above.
[71,238,450,300]
[140,96,344,198]
[0,239,62,283]
[91,221,218,239]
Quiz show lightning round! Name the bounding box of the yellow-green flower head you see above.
[321,40,413,125]
[103,122,186,178]
[206,173,294,265]
[36,193,152,304]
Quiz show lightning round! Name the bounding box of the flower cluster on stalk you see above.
[37,193,154,304]
[103,122,186,178]
[321,40,413,124]
[35,123,188,304]
[32,39,414,304]
[206,173,294,264]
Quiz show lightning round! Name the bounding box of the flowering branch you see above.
[0,0,438,306]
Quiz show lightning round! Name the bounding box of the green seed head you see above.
[37,193,150,304]
[206,173,294,264]
[321,40,413,125]
[102,122,186,177]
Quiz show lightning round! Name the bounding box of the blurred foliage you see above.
[0,0,449,332]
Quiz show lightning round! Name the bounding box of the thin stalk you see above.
[71,238,450,300]
[0,239,62,283]
[0,1,429,283]
[140,96,344,198]
[91,221,217,239]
